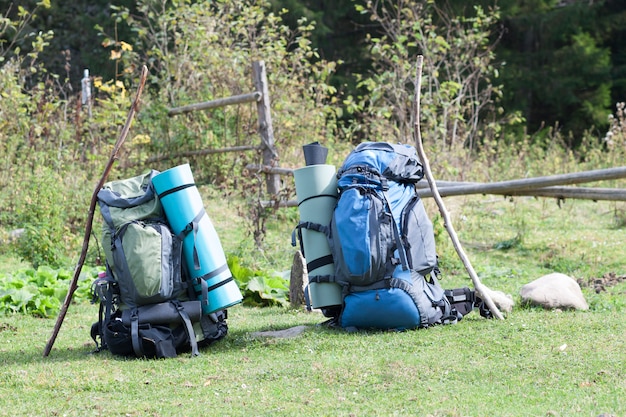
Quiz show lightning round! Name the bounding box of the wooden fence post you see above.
[252,60,280,195]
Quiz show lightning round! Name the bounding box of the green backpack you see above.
[91,170,227,358]
[98,170,185,308]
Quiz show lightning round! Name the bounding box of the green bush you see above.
[0,265,94,317]
[229,255,289,307]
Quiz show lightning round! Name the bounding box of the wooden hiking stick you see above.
[412,56,504,320]
[43,65,149,357]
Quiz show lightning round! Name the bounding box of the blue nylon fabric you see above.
[392,263,412,281]
[340,287,421,330]
[337,148,397,189]
[333,180,414,277]
[335,188,372,276]
[337,142,421,189]
[386,182,414,225]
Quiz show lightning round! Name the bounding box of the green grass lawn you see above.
[1,302,624,416]
[1,194,625,416]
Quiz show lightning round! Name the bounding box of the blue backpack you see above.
[300,142,481,330]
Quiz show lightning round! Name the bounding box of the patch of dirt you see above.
[577,272,626,293]
[0,323,17,333]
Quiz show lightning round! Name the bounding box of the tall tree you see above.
[0,0,137,88]
[492,0,615,143]
[268,0,374,93]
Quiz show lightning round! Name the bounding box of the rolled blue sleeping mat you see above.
[152,164,243,314]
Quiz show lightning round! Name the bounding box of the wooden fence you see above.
[160,60,626,204]
[165,60,281,195]
[252,165,626,207]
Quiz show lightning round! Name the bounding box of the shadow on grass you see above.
[1,323,322,367]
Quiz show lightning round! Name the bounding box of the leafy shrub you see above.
[351,2,504,152]
[0,4,121,267]
[0,265,94,317]
[228,255,289,307]
[106,0,339,180]
[10,166,80,268]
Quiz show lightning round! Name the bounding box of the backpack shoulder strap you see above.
[380,185,410,271]
[90,270,117,352]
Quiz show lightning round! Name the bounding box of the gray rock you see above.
[482,286,515,313]
[520,273,589,310]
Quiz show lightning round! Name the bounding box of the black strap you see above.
[303,284,312,312]
[297,193,337,207]
[381,188,409,271]
[306,254,334,273]
[476,296,494,319]
[201,263,230,282]
[307,274,335,284]
[205,275,234,292]
[157,182,195,200]
[291,221,330,259]
[91,268,117,352]
[130,308,143,357]
[90,303,105,352]
[177,208,206,271]
[173,301,199,357]
[339,165,385,184]
[196,277,209,309]
[443,287,497,319]
[193,272,232,311]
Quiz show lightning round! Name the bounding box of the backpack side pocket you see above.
[330,187,394,286]
[401,195,438,275]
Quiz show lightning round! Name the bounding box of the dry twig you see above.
[412,56,504,320]
[43,65,149,357]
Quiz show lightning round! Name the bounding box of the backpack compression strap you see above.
[379,179,410,271]
[292,186,336,272]
[177,207,232,310]
[90,268,117,352]
[130,309,143,357]
[128,304,200,358]
[172,300,199,356]
[192,268,233,311]
[291,221,334,273]
[177,208,206,271]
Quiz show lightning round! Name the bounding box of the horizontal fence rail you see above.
[162,60,280,194]
[168,92,262,117]
[251,166,626,207]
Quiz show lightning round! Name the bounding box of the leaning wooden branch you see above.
[43,65,149,357]
[412,56,504,320]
